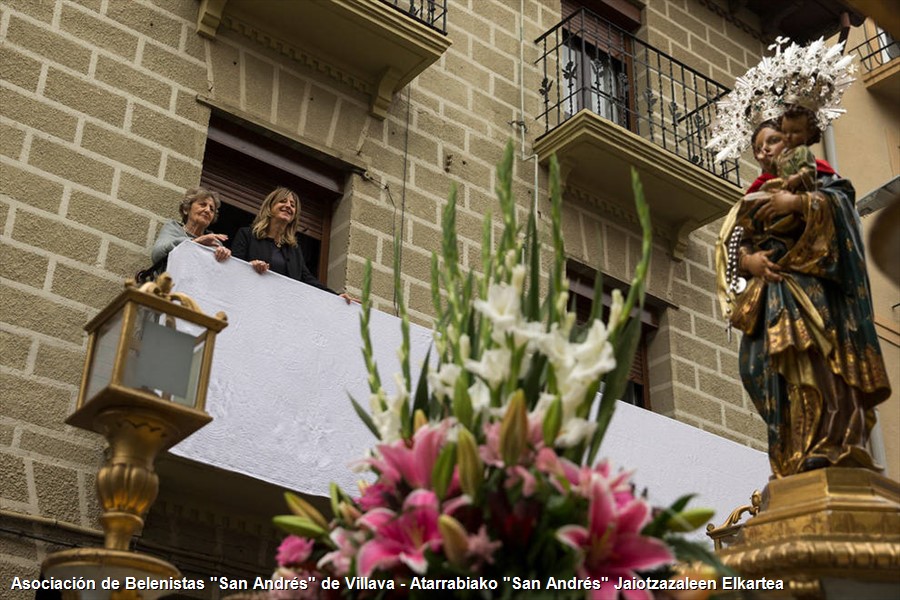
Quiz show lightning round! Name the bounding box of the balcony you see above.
[850,30,900,102]
[534,9,743,258]
[161,242,769,519]
[735,0,865,43]
[196,0,451,118]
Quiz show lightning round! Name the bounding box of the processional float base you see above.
[717,467,900,599]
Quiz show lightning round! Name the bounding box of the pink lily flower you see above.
[317,527,362,577]
[357,489,443,577]
[557,477,673,600]
[357,482,394,511]
[367,423,448,489]
[480,412,545,467]
[535,447,581,489]
[276,535,315,567]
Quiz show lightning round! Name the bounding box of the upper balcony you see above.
[849,29,900,103]
[196,0,451,119]
[160,242,769,520]
[533,9,743,259]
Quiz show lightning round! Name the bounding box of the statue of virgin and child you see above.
[707,38,891,478]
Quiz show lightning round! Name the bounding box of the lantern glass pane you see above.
[84,309,125,402]
[121,306,206,408]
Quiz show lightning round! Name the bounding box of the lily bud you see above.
[500,390,528,466]
[413,409,428,432]
[273,515,326,540]
[542,396,562,447]
[456,427,483,497]
[338,501,361,523]
[666,507,716,532]
[284,491,328,529]
[438,514,469,566]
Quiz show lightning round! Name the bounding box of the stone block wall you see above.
[1,0,775,587]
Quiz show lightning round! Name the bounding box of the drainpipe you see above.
[822,127,838,173]
[519,0,540,219]
[823,11,854,172]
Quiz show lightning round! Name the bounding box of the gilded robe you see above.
[716,174,891,477]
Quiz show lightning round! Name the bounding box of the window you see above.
[198,114,346,282]
[558,0,640,130]
[567,261,661,410]
[561,38,627,126]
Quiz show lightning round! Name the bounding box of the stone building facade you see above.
[1,0,893,591]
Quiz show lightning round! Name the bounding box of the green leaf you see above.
[542,396,562,447]
[432,442,457,499]
[615,168,652,336]
[451,374,473,429]
[348,393,380,440]
[412,346,432,418]
[587,315,641,463]
[666,507,716,533]
[430,252,442,317]
[642,494,697,538]
[521,354,547,408]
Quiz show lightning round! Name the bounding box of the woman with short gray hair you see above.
[150,187,231,270]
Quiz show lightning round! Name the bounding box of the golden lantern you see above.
[42,274,227,597]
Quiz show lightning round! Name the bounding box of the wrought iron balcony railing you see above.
[382,0,447,34]
[849,29,899,74]
[536,9,740,185]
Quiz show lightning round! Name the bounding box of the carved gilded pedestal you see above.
[716,468,900,599]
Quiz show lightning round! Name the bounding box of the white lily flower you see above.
[474,280,521,336]
[372,405,402,443]
[510,319,544,351]
[571,319,617,382]
[468,378,492,413]
[428,363,462,401]
[556,417,597,448]
[465,347,511,389]
[539,324,575,372]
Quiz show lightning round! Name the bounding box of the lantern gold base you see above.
[717,468,900,599]
[42,547,180,600]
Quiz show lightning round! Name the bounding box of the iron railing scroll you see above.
[382,0,448,34]
[536,8,741,185]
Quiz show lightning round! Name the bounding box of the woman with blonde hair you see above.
[232,187,352,301]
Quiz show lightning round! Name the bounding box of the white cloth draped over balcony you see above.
[167,242,769,525]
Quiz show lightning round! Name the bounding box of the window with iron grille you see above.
[567,261,663,410]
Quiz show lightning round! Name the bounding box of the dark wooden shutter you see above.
[200,141,330,241]
[197,114,351,279]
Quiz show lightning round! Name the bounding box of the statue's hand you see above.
[742,249,782,283]
[756,190,803,222]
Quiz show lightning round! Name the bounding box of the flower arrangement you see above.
[270,144,719,598]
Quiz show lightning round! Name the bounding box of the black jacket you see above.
[231,227,334,293]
